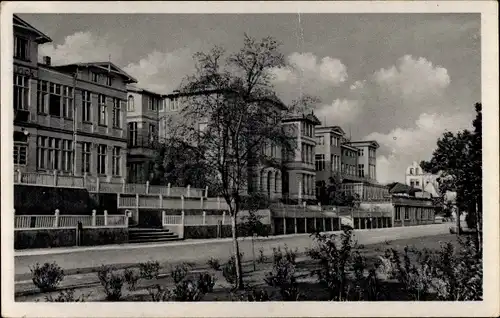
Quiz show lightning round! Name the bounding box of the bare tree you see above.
[176,34,309,289]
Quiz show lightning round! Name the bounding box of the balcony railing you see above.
[14,210,128,229]
[117,193,229,210]
[14,170,208,197]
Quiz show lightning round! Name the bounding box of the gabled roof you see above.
[13,15,52,44]
[316,125,346,136]
[283,112,322,125]
[53,62,137,83]
[341,143,359,152]
[127,85,163,97]
[347,140,380,149]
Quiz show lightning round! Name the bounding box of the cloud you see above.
[350,80,365,91]
[314,99,362,126]
[123,49,195,93]
[38,31,196,94]
[373,55,450,100]
[39,31,122,65]
[271,52,347,103]
[366,112,474,184]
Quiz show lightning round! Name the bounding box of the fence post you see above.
[162,210,166,226]
[217,196,221,210]
[92,210,97,226]
[54,209,60,228]
[146,181,150,194]
[122,178,126,193]
[323,217,326,232]
[104,210,108,226]
[53,170,58,186]
[222,211,226,225]
[200,196,204,209]
[187,185,191,198]
[159,194,163,208]
[17,169,22,183]
[181,195,185,212]
[203,211,206,225]
[204,186,208,198]
[96,177,100,193]
[136,193,140,209]
[180,211,185,239]
[167,183,171,196]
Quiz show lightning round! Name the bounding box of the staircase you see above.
[128,228,181,244]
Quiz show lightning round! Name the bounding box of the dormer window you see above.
[91,72,99,83]
[14,36,29,61]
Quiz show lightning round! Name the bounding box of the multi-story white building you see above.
[405,161,440,197]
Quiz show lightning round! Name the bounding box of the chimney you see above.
[43,56,51,66]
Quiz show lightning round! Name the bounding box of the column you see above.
[106,145,113,180]
[120,147,127,181]
[27,133,37,172]
[91,143,98,176]
[74,141,83,176]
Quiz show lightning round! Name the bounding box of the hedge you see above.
[184,224,272,239]
[14,227,129,249]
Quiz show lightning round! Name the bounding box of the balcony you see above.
[14,170,208,197]
[128,135,159,149]
[118,193,230,210]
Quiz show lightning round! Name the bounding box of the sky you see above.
[19,13,481,184]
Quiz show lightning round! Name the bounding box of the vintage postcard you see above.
[1,1,498,317]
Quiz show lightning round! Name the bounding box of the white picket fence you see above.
[14,209,128,230]
[162,210,272,226]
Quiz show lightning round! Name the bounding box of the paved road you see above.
[14,224,450,278]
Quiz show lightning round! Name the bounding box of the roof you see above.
[13,15,52,44]
[388,182,424,195]
[282,112,322,125]
[127,85,163,97]
[346,140,380,149]
[316,125,346,136]
[53,62,137,83]
[341,143,359,152]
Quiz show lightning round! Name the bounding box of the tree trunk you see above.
[231,214,244,289]
[475,199,483,256]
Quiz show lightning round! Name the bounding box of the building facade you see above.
[345,140,379,183]
[13,15,135,183]
[126,85,163,183]
[314,126,344,182]
[282,113,321,202]
[405,161,440,196]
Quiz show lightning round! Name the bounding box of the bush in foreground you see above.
[264,246,300,301]
[97,265,125,301]
[139,260,161,280]
[30,262,65,292]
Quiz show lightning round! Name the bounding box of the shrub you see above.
[30,262,65,292]
[171,279,204,301]
[170,263,190,284]
[257,247,267,264]
[44,289,89,302]
[264,246,300,301]
[147,284,171,301]
[197,273,217,293]
[222,256,237,288]
[245,289,270,301]
[431,237,483,300]
[306,228,355,301]
[97,265,125,301]
[207,257,221,271]
[139,260,161,280]
[123,268,140,291]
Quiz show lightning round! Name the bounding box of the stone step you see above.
[128,236,180,244]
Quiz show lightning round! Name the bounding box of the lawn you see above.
[17,233,462,302]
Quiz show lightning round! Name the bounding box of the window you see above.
[271,143,276,157]
[82,91,92,122]
[415,168,420,175]
[159,99,164,111]
[14,74,30,110]
[14,132,28,165]
[410,168,414,175]
[112,147,121,176]
[98,94,107,125]
[404,208,410,220]
[61,140,73,172]
[359,148,364,156]
[315,154,325,171]
[127,95,135,111]
[148,97,157,111]
[37,80,49,113]
[112,98,121,128]
[395,207,401,221]
[37,136,64,170]
[61,86,73,118]
[106,76,112,86]
[358,164,365,177]
[14,36,29,60]
[341,163,345,173]
[97,144,107,175]
[128,122,137,146]
[48,83,62,116]
[81,142,91,174]
[91,72,99,83]
[415,180,420,187]
[316,136,324,145]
